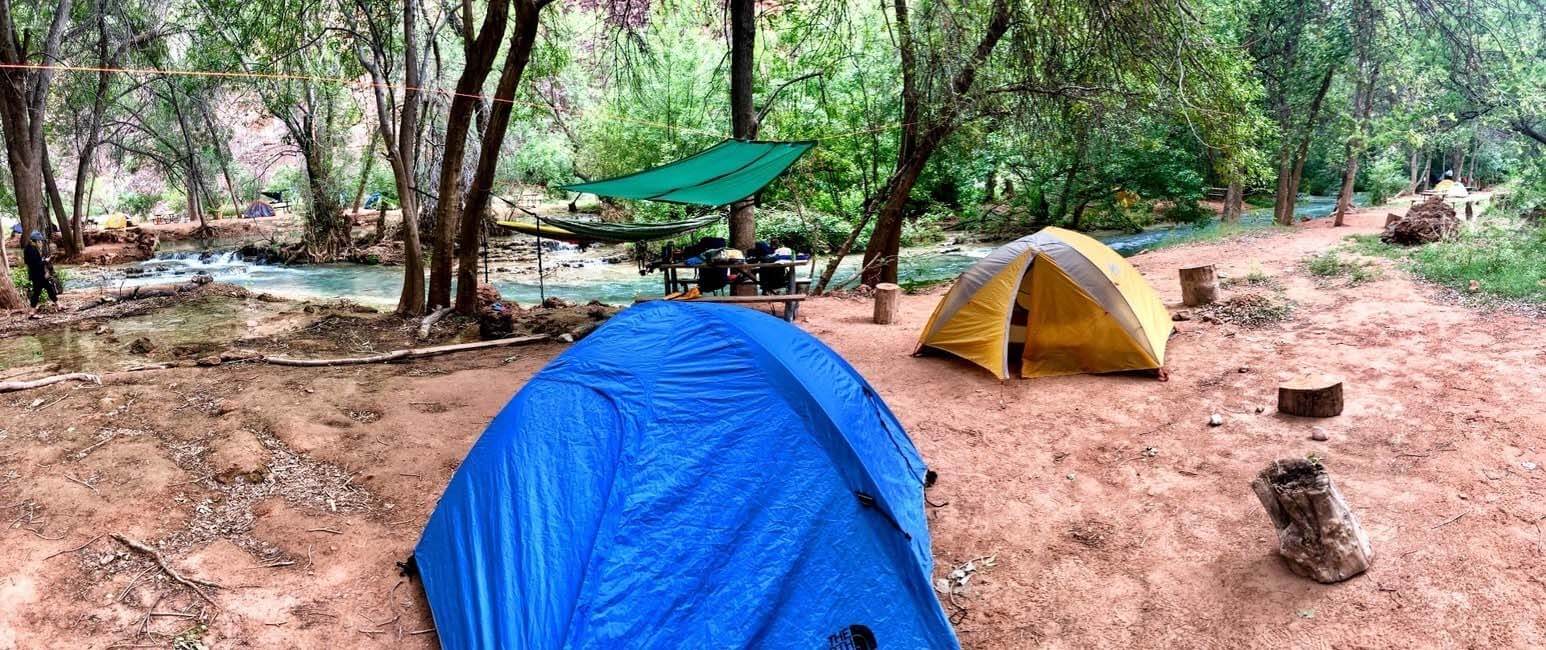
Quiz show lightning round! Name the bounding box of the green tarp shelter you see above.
[558,139,815,207]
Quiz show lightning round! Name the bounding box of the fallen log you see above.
[1251,458,1373,583]
[0,372,101,394]
[259,335,548,367]
[417,306,454,339]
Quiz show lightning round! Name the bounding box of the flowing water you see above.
[2,196,1355,372]
[64,195,1352,310]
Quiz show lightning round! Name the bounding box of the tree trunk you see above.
[859,0,1011,286]
[0,230,19,309]
[1277,66,1336,226]
[1251,458,1373,584]
[1055,114,1094,225]
[1403,148,1420,195]
[453,0,545,314]
[1222,181,1243,223]
[41,148,78,257]
[354,129,378,221]
[728,0,757,252]
[426,0,512,310]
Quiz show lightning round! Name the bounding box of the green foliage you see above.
[1360,152,1410,206]
[118,192,159,217]
[1304,250,1382,285]
[1409,221,1546,303]
[899,210,948,248]
[9,266,70,296]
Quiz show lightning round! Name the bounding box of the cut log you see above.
[873,282,901,325]
[1278,374,1344,417]
[1178,265,1218,306]
[1251,458,1373,583]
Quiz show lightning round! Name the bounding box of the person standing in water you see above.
[22,231,58,308]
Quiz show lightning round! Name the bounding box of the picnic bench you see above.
[634,293,809,321]
[640,259,812,321]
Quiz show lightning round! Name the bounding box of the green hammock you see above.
[531,213,723,243]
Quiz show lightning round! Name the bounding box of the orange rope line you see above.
[0,61,901,141]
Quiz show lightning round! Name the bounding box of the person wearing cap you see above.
[22,230,58,308]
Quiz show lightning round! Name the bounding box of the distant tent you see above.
[917,227,1173,378]
[103,213,129,229]
[413,301,957,649]
[244,201,276,218]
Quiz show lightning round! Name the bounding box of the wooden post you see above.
[1278,374,1344,417]
[873,282,900,325]
[1251,458,1373,583]
[1178,265,1218,306]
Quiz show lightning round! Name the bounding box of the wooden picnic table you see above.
[655,259,807,296]
[650,259,810,320]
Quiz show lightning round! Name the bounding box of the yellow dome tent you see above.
[915,227,1173,379]
[103,212,129,229]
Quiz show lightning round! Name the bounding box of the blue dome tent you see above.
[413,301,957,649]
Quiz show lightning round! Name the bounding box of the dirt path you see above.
[2,206,1543,648]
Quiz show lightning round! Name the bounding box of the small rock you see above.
[1468,279,1480,292]
[558,333,575,343]
[1254,406,1266,414]
[1238,366,1250,373]
[191,272,214,285]
[1208,413,1223,427]
[1171,310,1192,322]
[127,337,157,355]
[1066,473,1076,481]
[1201,313,1221,324]
[1141,446,1158,458]
[1310,427,1330,441]
[1524,461,1538,471]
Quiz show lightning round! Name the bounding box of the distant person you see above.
[22,231,58,308]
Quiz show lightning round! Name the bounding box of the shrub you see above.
[1304,250,1382,286]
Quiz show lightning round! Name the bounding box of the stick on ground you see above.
[111,534,221,606]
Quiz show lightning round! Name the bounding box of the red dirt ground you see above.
[2,205,1543,648]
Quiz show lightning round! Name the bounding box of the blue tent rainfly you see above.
[412,300,958,649]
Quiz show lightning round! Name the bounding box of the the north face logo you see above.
[828,624,877,650]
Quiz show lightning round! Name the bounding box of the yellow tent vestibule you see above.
[915,227,1173,379]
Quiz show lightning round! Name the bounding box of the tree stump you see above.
[873,282,900,325]
[1251,458,1373,583]
[1178,265,1217,306]
[1278,374,1344,417]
